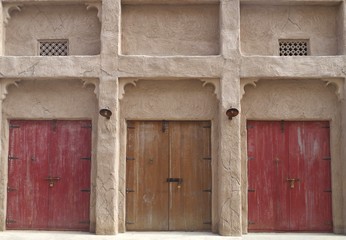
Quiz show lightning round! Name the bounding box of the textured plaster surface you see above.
[240,79,343,233]
[119,79,219,232]
[0,79,98,231]
[5,4,101,56]
[121,4,219,56]
[241,5,339,56]
[0,0,345,236]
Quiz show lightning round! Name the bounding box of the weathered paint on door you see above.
[247,121,332,232]
[7,120,91,231]
[126,121,211,231]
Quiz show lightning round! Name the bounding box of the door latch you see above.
[286,178,300,189]
[44,176,61,187]
[167,178,183,189]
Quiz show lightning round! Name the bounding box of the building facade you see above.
[0,0,345,236]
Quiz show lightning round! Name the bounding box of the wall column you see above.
[95,0,120,235]
[218,0,241,236]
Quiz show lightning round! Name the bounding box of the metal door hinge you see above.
[126,221,134,225]
[162,120,168,132]
[126,157,135,161]
[81,189,91,192]
[126,188,135,193]
[7,186,17,192]
[8,156,19,160]
[248,189,255,192]
[81,125,92,129]
[324,189,332,192]
[9,125,20,129]
[203,189,212,192]
[203,221,212,224]
[79,220,90,224]
[323,157,331,161]
[248,220,255,225]
[6,219,16,224]
[80,157,91,161]
[280,120,285,133]
[203,157,212,160]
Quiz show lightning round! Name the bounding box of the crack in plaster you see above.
[97,176,116,222]
[18,62,39,76]
[101,69,112,77]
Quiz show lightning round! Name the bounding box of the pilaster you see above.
[218,60,242,236]
[95,0,121,235]
[220,0,240,58]
[0,1,3,55]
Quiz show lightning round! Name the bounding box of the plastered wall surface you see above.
[0,0,345,236]
[240,5,339,56]
[121,4,220,56]
[119,79,219,232]
[240,79,342,233]
[0,79,98,231]
[5,5,101,56]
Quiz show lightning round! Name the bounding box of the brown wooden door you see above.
[126,121,211,231]
[6,120,91,231]
[247,121,332,232]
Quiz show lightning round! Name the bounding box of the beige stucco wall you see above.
[240,5,339,56]
[119,79,219,232]
[0,79,98,231]
[121,4,220,56]
[240,79,343,233]
[5,4,101,56]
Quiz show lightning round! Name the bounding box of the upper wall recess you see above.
[4,4,101,56]
[240,4,340,56]
[121,4,220,56]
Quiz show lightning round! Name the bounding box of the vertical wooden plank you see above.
[169,121,211,231]
[126,121,169,230]
[7,120,50,229]
[247,121,289,231]
[48,120,91,230]
[288,121,332,232]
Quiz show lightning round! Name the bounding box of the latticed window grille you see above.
[279,40,309,56]
[39,40,68,56]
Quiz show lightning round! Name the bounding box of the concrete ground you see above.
[0,231,345,240]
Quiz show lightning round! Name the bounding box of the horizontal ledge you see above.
[240,0,342,5]
[0,56,101,78]
[2,0,101,5]
[240,56,346,79]
[122,0,219,4]
[118,55,224,78]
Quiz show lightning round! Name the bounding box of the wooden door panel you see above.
[7,121,50,229]
[49,120,91,230]
[247,121,332,232]
[247,121,289,231]
[169,121,211,231]
[126,121,211,231]
[288,121,332,231]
[126,121,169,230]
[7,120,91,231]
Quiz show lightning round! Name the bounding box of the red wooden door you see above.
[247,121,332,232]
[126,121,211,231]
[7,120,91,231]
